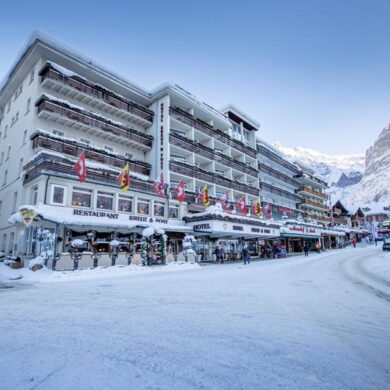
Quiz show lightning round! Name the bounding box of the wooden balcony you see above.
[302,198,329,211]
[31,131,151,176]
[169,107,257,159]
[298,185,328,200]
[24,153,155,194]
[36,97,153,151]
[302,213,330,223]
[169,160,259,196]
[169,133,258,177]
[40,64,154,126]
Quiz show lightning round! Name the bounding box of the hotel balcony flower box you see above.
[35,96,153,151]
[24,153,155,194]
[31,130,151,176]
[39,63,154,126]
[169,133,258,177]
[169,107,257,159]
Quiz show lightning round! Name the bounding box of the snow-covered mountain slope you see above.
[273,142,365,208]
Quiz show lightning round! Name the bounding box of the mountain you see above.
[272,143,366,209]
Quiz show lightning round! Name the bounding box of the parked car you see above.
[383,240,390,251]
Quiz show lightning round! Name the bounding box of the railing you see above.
[302,213,330,222]
[170,133,258,177]
[260,181,302,201]
[40,64,154,122]
[169,160,259,196]
[24,153,155,194]
[169,107,257,158]
[31,131,151,176]
[258,162,300,187]
[36,98,153,149]
[257,144,301,173]
[298,185,328,199]
[303,198,328,210]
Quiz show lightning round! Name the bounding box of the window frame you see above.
[117,195,133,213]
[153,201,165,217]
[71,187,92,208]
[137,198,150,216]
[96,191,114,211]
[50,184,67,206]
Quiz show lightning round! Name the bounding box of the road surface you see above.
[1,246,389,389]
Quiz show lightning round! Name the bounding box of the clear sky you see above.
[1,0,389,155]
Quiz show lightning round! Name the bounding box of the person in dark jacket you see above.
[242,246,250,264]
[303,243,309,257]
[215,246,222,263]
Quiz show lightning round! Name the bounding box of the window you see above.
[3,170,8,186]
[4,125,7,138]
[169,204,179,219]
[72,187,92,208]
[1,234,6,251]
[118,196,132,213]
[26,98,31,114]
[22,129,27,145]
[96,191,114,210]
[104,145,113,153]
[154,201,165,217]
[29,69,35,84]
[12,192,18,213]
[137,198,150,215]
[171,155,186,163]
[79,138,90,145]
[6,146,11,160]
[52,130,64,137]
[31,187,38,204]
[18,158,24,177]
[50,185,66,206]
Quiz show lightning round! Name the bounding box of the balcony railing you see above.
[31,131,151,176]
[170,133,258,177]
[298,185,328,200]
[39,64,154,123]
[260,181,303,201]
[169,107,257,159]
[169,160,259,196]
[302,198,328,210]
[36,97,153,150]
[258,162,300,187]
[302,213,330,222]
[24,153,155,194]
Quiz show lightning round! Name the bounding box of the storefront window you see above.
[118,196,132,213]
[137,199,150,215]
[154,201,165,217]
[51,185,66,206]
[96,192,114,210]
[72,188,92,208]
[169,205,179,219]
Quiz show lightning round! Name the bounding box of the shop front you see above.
[280,222,321,253]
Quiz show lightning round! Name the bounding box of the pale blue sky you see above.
[1,0,389,154]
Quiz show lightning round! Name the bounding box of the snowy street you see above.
[1,246,390,389]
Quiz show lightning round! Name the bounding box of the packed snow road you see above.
[1,246,389,390]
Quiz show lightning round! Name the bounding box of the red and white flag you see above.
[236,195,247,214]
[263,203,273,219]
[220,191,230,211]
[74,152,87,182]
[174,179,186,203]
[153,172,165,197]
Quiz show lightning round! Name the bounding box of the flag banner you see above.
[174,179,186,203]
[153,172,165,197]
[199,184,210,207]
[220,191,230,211]
[236,195,247,214]
[74,151,87,182]
[263,203,273,219]
[252,199,262,217]
[118,163,130,191]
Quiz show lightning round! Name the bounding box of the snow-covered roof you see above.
[220,104,261,130]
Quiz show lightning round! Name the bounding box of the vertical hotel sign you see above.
[160,103,164,171]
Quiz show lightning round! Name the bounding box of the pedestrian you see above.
[215,246,221,263]
[303,243,309,257]
[315,241,321,254]
[220,245,224,263]
[352,239,356,248]
[242,245,250,265]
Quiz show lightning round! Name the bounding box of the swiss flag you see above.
[174,179,186,203]
[220,191,230,211]
[153,172,165,197]
[74,152,87,182]
[236,195,247,214]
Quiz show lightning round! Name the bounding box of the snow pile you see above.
[142,227,165,237]
[28,255,46,270]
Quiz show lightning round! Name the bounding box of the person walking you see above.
[242,245,250,265]
[303,243,309,257]
[352,239,356,248]
[315,241,321,254]
[215,246,222,263]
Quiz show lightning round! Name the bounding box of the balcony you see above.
[36,97,153,151]
[24,153,155,194]
[301,198,329,211]
[302,213,330,223]
[169,107,257,159]
[31,131,151,176]
[260,181,303,202]
[297,185,328,200]
[39,64,154,126]
[258,162,300,187]
[169,160,259,196]
[169,133,258,177]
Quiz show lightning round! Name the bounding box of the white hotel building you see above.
[0,33,279,267]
